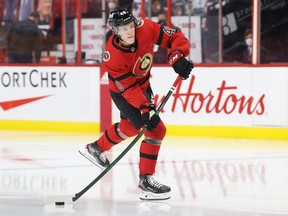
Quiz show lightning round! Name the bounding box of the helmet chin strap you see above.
[113,33,123,44]
[112,28,122,40]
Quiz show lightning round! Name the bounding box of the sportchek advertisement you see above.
[0,66,100,122]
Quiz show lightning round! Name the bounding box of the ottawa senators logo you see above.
[136,20,144,28]
[103,51,110,62]
[132,53,152,78]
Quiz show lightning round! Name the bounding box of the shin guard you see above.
[139,120,166,174]
[97,119,140,151]
[97,123,123,151]
[139,141,161,174]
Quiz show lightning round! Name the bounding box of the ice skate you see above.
[138,174,171,200]
[79,142,110,169]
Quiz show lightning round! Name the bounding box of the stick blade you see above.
[45,195,74,205]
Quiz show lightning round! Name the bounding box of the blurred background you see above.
[0,0,287,65]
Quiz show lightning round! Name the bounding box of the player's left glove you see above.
[168,50,194,80]
[140,104,160,130]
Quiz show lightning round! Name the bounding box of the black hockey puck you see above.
[55,202,65,205]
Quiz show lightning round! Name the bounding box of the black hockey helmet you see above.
[107,8,136,28]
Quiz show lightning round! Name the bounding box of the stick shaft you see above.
[73,76,181,202]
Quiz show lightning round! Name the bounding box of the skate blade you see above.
[78,149,106,169]
[139,190,171,201]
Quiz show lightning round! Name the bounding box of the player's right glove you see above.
[140,104,160,130]
[168,50,194,80]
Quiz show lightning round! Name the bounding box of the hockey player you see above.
[83,8,193,200]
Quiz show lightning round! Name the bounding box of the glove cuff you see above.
[140,103,156,115]
[140,104,149,114]
[168,50,184,65]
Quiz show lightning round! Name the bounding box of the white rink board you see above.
[0,66,100,122]
[112,66,288,127]
[1,66,287,127]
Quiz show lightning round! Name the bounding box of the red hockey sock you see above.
[97,119,140,151]
[97,123,123,151]
[139,141,161,174]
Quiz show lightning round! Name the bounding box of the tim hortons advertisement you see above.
[112,67,288,127]
[0,66,100,122]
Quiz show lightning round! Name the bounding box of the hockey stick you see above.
[45,75,182,205]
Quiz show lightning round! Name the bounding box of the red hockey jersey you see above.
[103,18,190,109]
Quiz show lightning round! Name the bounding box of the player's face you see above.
[116,22,135,46]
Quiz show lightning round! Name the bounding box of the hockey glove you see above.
[140,104,160,130]
[168,50,194,80]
